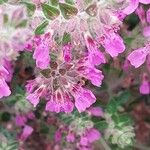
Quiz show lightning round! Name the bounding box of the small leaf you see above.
[50,0,59,6]
[23,2,36,17]
[106,97,118,114]
[41,3,60,20]
[65,0,75,5]
[117,91,131,106]
[59,2,78,19]
[34,20,49,35]
[16,19,27,28]
[62,32,71,44]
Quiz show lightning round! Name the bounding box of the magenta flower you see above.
[46,93,74,113]
[66,132,75,143]
[139,73,150,94]
[123,0,150,15]
[127,46,149,68]
[87,107,104,117]
[143,26,150,37]
[15,115,27,127]
[80,128,101,146]
[26,33,104,113]
[146,8,150,23]
[140,81,150,94]
[85,34,106,66]
[72,86,96,113]
[0,66,11,99]
[102,32,125,57]
[55,129,62,143]
[63,44,72,63]
[20,125,33,141]
[33,33,52,69]
[0,78,11,99]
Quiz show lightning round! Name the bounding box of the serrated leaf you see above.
[59,2,78,19]
[42,3,60,20]
[112,114,132,127]
[35,20,49,35]
[106,97,118,114]
[23,2,36,17]
[94,119,108,130]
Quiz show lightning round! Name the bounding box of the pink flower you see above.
[127,47,149,68]
[136,6,146,25]
[77,65,104,87]
[80,128,101,146]
[146,8,150,23]
[66,132,75,143]
[15,115,27,127]
[143,26,150,37]
[139,73,150,94]
[55,130,62,143]
[87,107,103,117]
[26,55,102,113]
[123,0,150,15]
[0,78,11,99]
[140,81,150,94]
[0,66,11,99]
[46,92,74,113]
[33,33,52,69]
[63,44,72,63]
[26,112,35,120]
[102,33,125,57]
[123,0,139,15]
[123,59,131,72]
[20,125,33,141]
[72,86,96,113]
[85,34,106,66]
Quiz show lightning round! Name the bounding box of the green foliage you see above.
[42,3,60,20]
[65,0,75,5]
[106,91,131,114]
[62,32,71,44]
[1,112,11,122]
[22,2,36,17]
[0,126,18,150]
[59,2,78,19]
[0,0,7,4]
[15,19,28,28]
[35,20,49,35]
[49,0,59,6]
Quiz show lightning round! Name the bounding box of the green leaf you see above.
[1,112,11,122]
[117,91,131,106]
[112,114,132,127]
[16,19,27,28]
[65,0,75,5]
[50,0,59,6]
[59,2,78,19]
[41,3,60,20]
[23,2,36,17]
[0,0,7,4]
[106,97,118,114]
[62,32,71,44]
[124,37,134,45]
[35,20,49,35]
[93,119,108,130]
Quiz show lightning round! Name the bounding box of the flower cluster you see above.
[1,0,150,149]
[24,0,128,113]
